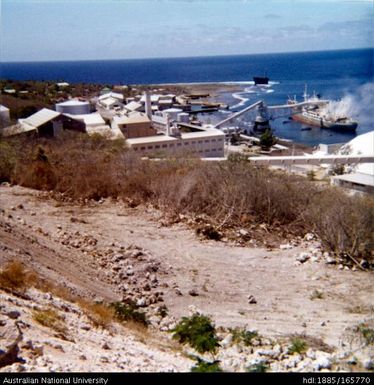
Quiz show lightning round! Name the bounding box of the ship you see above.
[289,86,358,132]
[253,74,269,85]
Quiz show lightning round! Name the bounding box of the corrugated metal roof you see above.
[56,99,89,106]
[22,108,61,128]
[98,92,124,101]
[114,112,150,124]
[124,101,142,112]
[64,112,105,126]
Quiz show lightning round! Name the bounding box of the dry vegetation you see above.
[0,132,373,262]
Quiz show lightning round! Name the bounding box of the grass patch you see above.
[32,308,68,338]
[78,300,115,328]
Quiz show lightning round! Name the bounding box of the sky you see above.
[1,0,373,62]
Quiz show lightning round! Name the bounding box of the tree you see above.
[259,129,277,149]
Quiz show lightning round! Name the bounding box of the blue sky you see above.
[1,0,373,62]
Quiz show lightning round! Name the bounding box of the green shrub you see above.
[358,323,374,345]
[230,327,259,346]
[191,358,223,372]
[288,337,307,354]
[171,313,220,355]
[259,129,277,149]
[246,361,268,372]
[110,301,148,327]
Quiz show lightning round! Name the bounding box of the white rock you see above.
[314,355,331,370]
[221,334,233,348]
[304,233,315,241]
[296,253,310,263]
[363,358,374,370]
[280,244,293,250]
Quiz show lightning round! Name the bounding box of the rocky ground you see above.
[0,184,373,372]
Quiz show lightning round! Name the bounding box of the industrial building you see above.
[111,112,155,138]
[126,126,225,158]
[331,131,374,194]
[2,108,63,137]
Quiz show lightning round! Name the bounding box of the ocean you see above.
[1,48,373,146]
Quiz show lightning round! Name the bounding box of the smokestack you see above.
[166,113,171,136]
[145,91,152,119]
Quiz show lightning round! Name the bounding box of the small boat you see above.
[300,126,312,131]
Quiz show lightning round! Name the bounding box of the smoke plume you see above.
[324,82,374,123]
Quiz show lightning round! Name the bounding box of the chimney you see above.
[145,91,152,120]
[166,113,171,136]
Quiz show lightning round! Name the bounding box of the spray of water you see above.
[324,82,374,123]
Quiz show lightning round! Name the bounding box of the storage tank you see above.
[55,100,90,115]
[177,112,189,123]
[162,108,183,121]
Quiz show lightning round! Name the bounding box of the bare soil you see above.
[1,185,372,347]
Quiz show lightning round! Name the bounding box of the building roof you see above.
[181,129,225,139]
[100,97,122,108]
[0,105,9,112]
[56,99,89,106]
[124,101,143,112]
[113,112,150,125]
[20,108,61,128]
[163,108,183,113]
[339,130,374,175]
[333,172,374,187]
[64,112,105,126]
[126,135,177,145]
[98,92,124,101]
[2,124,36,137]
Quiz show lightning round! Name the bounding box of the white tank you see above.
[55,100,90,115]
[177,112,189,123]
[162,108,182,121]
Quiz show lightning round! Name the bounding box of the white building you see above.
[331,130,374,193]
[126,126,225,158]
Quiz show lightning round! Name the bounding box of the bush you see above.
[230,327,259,346]
[246,361,268,372]
[303,189,374,259]
[79,301,115,328]
[0,260,34,293]
[358,323,374,345]
[191,358,223,372]
[110,301,148,327]
[0,141,17,182]
[288,337,307,354]
[171,313,220,355]
[259,129,277,149]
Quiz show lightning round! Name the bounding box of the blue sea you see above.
[1,48,373,145]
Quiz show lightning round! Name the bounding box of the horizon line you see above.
[1,46,373,65]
